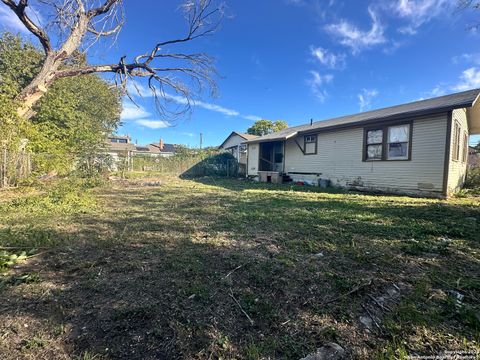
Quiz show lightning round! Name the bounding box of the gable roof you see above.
[107,141,136,152]
[246,89,480,143]
[219,131,259,148]
[160,143,176,153]
[150,143,176,153]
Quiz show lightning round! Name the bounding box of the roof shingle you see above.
[247,89,480,142]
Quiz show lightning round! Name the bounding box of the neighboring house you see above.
[219,132,258,174]
[135,140,177,158]
[106,136,178,170]
[469,146,480,168]
[245,89,480,198]
[107,136,177,158]
[150,140,177,157]
[106,135,136,167]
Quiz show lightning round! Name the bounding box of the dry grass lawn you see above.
[0,176,479,359]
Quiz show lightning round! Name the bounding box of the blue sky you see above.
[2,0,480,147]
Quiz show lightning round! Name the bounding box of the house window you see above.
[239,144,247,153]
[364,123,411,161]
[387,125,409,160]
[463,131,468,163]
[304,135,317,155]
[452,121,461,161]
[365,129,383,160]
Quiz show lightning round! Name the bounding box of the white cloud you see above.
[121,101,171,129]
[180,132,195,137]
[0,4,28,33]
[126,81,261,121]
[310,46,346,69]
[452,67,480,92]
[393,0,449,35]
[423,67,480,99]
[307,70,333,102]
[0,3,44,34]
[135,119,170,129]
[325,7,386,54]
[358,88,379,111]
[243,115,262,121]
[121,101,151,120]
[165,93,240,116]
[424,84,447,98]
[452,53,480,65]
[285,0,306,5]
[126,81,152,98]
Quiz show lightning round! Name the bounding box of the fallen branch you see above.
[0,246,49,250]
[368,294,392,312]
[304,279,373,306]
[223,262,248,279]
[229,288,254,326]
[361,303,382,331]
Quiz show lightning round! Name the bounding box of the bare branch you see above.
[1,0,52,53]
[86,0,119,17]
[9,0,223,121]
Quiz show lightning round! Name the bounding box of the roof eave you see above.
[299,103,474,136]
[245,131,298,143]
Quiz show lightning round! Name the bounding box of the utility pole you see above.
[199,133,203,150]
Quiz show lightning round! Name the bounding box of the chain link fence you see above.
[127,153,240,178]
[0,149,240,188]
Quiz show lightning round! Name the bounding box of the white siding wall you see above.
[247,143,260,176]
[284,114,448,196]
[221,134,244,150]
[221,134,246,164]
[447,108,469,194]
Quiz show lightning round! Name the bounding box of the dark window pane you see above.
[388,142,408,159]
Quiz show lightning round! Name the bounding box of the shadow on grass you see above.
[0,178,479,359]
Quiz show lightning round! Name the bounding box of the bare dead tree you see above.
[1,0,223,120]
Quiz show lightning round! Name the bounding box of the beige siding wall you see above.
[284,113,448,196]
[447,108,469,194]
[247,143,260,176]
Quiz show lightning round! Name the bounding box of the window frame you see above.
[362,121,413,162]
[462,131,468,163]
[452,120,461,162]
[239,144,247,153]
[303,135,318,155]
[364,128,384,161]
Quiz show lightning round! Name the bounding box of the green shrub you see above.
[465,167,480,189]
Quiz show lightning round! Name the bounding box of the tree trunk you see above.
[16,55,62,119]
[16,16,89,120]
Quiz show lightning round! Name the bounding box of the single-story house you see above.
[245,89,480,198]
[219,132,258,174]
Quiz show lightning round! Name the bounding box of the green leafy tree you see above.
[247,120,288,136]
[0,32,43,150]
[0,32,121,174]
